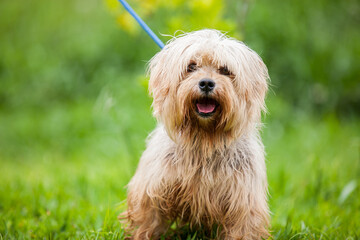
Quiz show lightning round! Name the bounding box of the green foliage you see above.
[241,0,360,115]
[106,0,237,38]
[0,0,359,239]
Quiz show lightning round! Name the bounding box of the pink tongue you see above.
[197,103,216,114]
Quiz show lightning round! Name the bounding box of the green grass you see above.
[1,78,359,239]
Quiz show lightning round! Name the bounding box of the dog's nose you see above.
[199,79,215,93]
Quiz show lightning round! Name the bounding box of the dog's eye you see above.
[187,63,197,73]
[219,66,231,76]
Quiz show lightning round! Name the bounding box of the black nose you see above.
[199,79,215,93]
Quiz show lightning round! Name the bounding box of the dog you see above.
[122,29,270,240]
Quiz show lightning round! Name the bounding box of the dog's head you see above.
[149,29,269,146]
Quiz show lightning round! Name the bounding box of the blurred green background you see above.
[0,0,359,239]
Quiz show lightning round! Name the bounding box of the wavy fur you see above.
[122,29,270,240]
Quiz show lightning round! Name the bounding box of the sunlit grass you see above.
[1,85,359,239]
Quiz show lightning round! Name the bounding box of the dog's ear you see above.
[244,50,269,113]
[222,41,269,126]
[148,50,171,118]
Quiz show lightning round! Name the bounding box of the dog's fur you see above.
[122,29,270,239]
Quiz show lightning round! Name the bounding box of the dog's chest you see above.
[162,149,249,221]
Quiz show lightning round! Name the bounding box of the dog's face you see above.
[149,30,269,144]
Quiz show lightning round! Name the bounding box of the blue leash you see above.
[118,0,165,49]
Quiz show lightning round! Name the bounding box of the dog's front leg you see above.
[125,185,169,240]
[223,193,270,239]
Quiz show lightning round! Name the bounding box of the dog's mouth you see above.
[195,97,219,117]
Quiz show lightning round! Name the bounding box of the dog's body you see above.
[123,30,270,239]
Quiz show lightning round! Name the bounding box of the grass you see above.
[0,75,359,239]
[1,0,359,239]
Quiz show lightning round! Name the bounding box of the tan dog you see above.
[123,29,270,240]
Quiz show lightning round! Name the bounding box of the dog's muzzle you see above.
[196,79,218,117]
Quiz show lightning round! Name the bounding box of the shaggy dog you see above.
[122,29,270,240]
